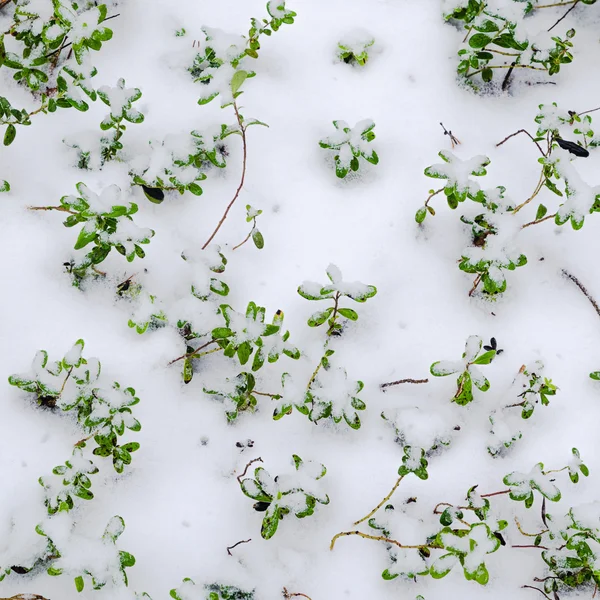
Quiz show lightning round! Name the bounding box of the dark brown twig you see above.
[513,544,549,550]
[226,538,251,556]
[0,0,13,9]
[562,269,600,319]
[202,102,247,249]
[168,339,219,365]
[521,213,557,229]
[380,378,429,390]
[440,122,461,148]
[236,457,263,484]
[547,0,579,32]
[522,585,553,600]
[480,489,511,498]
[468,273,483,297]
[496,129,545,156]
[283,588,312,600]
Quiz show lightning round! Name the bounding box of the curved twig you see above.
[562,269,600,319]
[236,457,263,484]
[354,476,405,525]
[226,538,251,556]
[380,378,429,390]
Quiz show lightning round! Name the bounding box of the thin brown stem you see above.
[480,489,511,498]
[521,585,553,600]
[521,213,557,229]
[330,530,432,552]
[496,129,546,157]
[232,230,252,251]
[425,187,444,208]
[28,205,77,215]
[513,171,545,214]
[515,517,548,538]
[354,476,404,525]
[254,391,280,398]
[169,340,219,365]
[547,0,579,31]
[226,538,251,556]
[283,588,312,600]
[202,102,247,249]
[468,273,483,297]
[578,107,600,117]
[467,64,546,78]
[236,457,263,484]
[514,544,549,550]
[380,378,429,390]
[535,0,577,6]
[562,269,600,320]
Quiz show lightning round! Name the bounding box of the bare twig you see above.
[226,538,251,556]
[496,129,546,156]
[562,269,600,319]
[521,585,553,600]
[354,475,405,525]
[440,122,461,148]
[513,170,546,214]
[468,273,483,297]
[232,229,252,251]
[480,489,511,498]
[202,102,247,249]
[380,378,429,390]
[236,457,263,484]
[0,0,13,9]
[521,213,557,229]
[28,205,77,215]
[547,0,579,32]
[578,106,600,117]
[283,588,312,600]
[513,544,549,550]
[330,530,432,552]
[169,340,219,365]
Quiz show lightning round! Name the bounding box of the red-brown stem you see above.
[236,457,263,484]
[521,213,557,229]
[480,489,511,498]
[468,273,483,297]
[521,585,553,600]
[226,538,251,556]
[380,378,429,390]
[202,102,247,249]
[496,129,546,156]
[169,340,218,365]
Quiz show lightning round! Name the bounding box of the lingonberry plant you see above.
[29,182,154,286]
[0,0,120,188]
[443,0,597,90]
[319,119,378,178]
[430,335,496,405]
[239,455,329,539]
[8,339,141,513]
[416,103,600,296]
[488,361,557,456]
[336,30,375,66]
[170,581,254,600]
[331,451,591,594]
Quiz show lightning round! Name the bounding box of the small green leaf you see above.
[75,575,85,592]
[338,307,358,321]
[231,70,248,94]
[4,124,16,146]
[252,229,264,249]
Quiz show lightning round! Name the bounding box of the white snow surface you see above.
[2,1,600,599]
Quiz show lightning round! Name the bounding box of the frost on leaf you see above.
[503,462,561,508]
[308,366,365,429]
[425,151,490,208]
[240,455,329,539]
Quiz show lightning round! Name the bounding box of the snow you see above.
[3,0,600,599]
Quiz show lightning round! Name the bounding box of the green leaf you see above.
[415,207,427,223]
[4,124,16,146]
[536,204,548,220]
[472,350,496,365]
[74,228,97,250]
[252,229,264,249]
[307,307,333,327]
[482,67,493,82]
[231,70,248,94]
[469,34,493,49]
[338,307,358,321]
[75,575,85,592]
[590,371,600,381]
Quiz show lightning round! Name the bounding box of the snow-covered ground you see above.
[2,0,600,599]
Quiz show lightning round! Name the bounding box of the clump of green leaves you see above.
[488,361,557,456]
[9,339,141,513]
[171,580,254,600]
[430,335,496,405]
[36,515,135,591]
[234,205,264,250]
[32,182,154,285]
[298,264,377,336]
[240,455,329,539]
[96,78,145,162]
[337,31,375,66]
[319,120,378,178]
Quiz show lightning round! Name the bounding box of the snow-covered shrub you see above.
[8,339,141,514]
[488,361,556,456]
[319,119,378,178]
[30,182,154,285]
[239,455,329,539]
[430,335,496,405]
[336,30,375,66]
[332,450,591,592]
[417,103,600,296]
[0,0,121,187]
[443,0,597,90]
[298,263,377,336]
